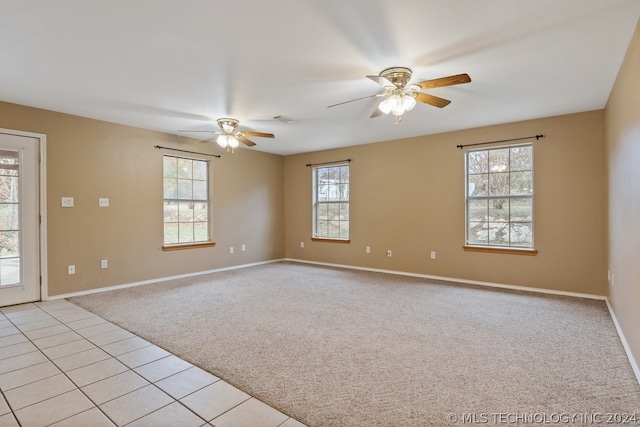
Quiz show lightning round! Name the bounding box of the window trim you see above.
[162,154,214,249]
[312,162,350,242]
[464,143,535,251]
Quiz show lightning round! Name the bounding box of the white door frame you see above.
[0,128,47,303]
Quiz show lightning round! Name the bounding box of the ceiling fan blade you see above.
[327,93,381,108]
[416,73,471,90]
[415,92,451,108]
[198,136,218,144]
[237,135,257,147]
[242,131,275,138]
[370,106,383,118]
[366,74,393,87]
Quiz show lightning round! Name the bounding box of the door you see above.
[0,132,40,306]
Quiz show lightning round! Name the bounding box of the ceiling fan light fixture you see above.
[217,134,238,148]
[402,94,416,111]
[228,135,240,148]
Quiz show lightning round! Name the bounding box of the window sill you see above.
[311,237,350,244]
[163,241,216,251]
[463,245,538,256]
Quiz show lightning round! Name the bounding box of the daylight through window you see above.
[163,155,210,245]
[466,144,533,248]
[313,163,350,240]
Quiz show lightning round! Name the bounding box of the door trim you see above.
[0,128,47,302]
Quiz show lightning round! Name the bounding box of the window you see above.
[163,155,211,247]
[313,163,349,240]
[466,144,533,248]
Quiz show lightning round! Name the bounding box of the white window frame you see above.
[465,143,534,250]
[162,155,214,249]
[312,163,350,241]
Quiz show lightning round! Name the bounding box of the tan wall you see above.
[285,110,607,295]
[0,101,285,296]
[605,20,640,371]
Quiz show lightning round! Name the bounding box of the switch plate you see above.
[430,251,436,260]
[241,244,246,252]
[101,259,108,269]
[229,247,234,254]
[366,246,371,254]
[99,198,109,207]
[300,241,305,248]
[61,197,74,208]
[386,250,392,257]
[68,265,75,275]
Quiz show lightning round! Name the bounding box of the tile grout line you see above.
[1,303,213,427]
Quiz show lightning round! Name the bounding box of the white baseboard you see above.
[284,258,606,300]
[604,299,640,385]
[46,258,286,300]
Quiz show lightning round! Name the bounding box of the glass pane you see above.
[316,168,329,185]
[489,172,509,196]
[0,231,19,257]
[488,199,509,222]
[327,203,340,219]
[489,148,509,173]
[163,156,177,178]
[468,199,488,221]
[510,145,532,171]
[317,203,329,220]
[339,165,349,183]
[316,219,328,237]
[0,204,19,230]
[510,198,532,221]
[194,222,208,242]
[317,184,329,202]
[193,180,207,200]
[177,179,192,199]
[510,223,533,246]
[177,158,192,179]
[194,203,208,222]
[164,201,179,222]
[339,203,349,220]
[488,222,509,245]
[327,220,340,238]
[0,176,19,203]
[339,221,349,238]
[193,161,207,180]
[179,223,194,243]
[0,257,20,286]
[510,171,533,195]
[468,151,488,174]
[163,178,177,199]
[164,223,179,244]
[468,174,488,196]
[178,202,194,222]
[468,221,488,245]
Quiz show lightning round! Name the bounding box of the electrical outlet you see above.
[241,244,246,252]
[101,259,108,269]
[99,198,109,207]
[430,251,436,260]
[61,197,74,208]
[386,250,392,257]
[366,246,371,254]
[300,241,305,248]
[67,265,75,275]
[229,247,234,254]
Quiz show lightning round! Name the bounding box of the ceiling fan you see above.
[178,118,275,151]
[328,67,471,124]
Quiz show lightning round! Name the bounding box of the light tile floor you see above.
[0,300,307,427]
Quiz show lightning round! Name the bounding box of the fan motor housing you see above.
[380,67,413,88]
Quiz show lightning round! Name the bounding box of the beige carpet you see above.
[70,262,640,426]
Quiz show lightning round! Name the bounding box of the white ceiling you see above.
[1,1,639,156]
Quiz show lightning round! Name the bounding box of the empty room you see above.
[0,1,639,426]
